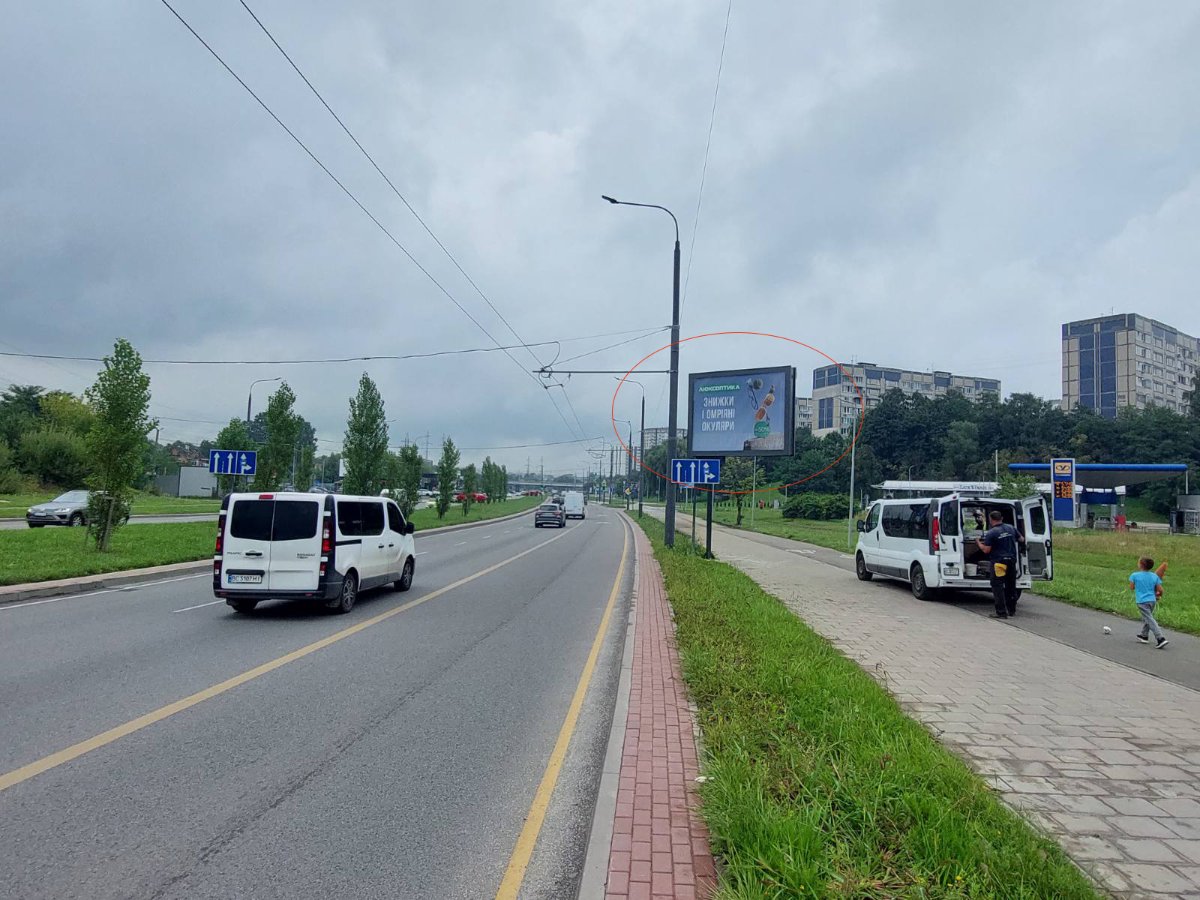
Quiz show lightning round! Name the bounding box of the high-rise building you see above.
[1061,314,1198,417]
[794,396,814,434]
[811,363,1001,437]
[641,427,689,451]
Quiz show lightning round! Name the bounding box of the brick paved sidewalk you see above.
[602,523,717,900]
[672,512,1200,900]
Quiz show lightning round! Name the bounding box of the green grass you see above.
[0,522,215,586]
[1,496,542,587]
[1030,529,1200,634]
[638,520,1100,899]
[0,490,220,519]
[1120,496,1166,524]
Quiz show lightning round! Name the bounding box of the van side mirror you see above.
[405,522,415,535]
[856,520,867,532]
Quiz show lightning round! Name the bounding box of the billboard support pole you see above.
[691,488,698,547]
[705,488,714,558]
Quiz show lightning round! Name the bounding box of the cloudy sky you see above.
[2,1,1198,475]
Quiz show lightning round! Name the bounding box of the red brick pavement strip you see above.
[606,524,717,900]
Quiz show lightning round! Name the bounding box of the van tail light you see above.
[214,514,225,555]
[931,516,940,554]
[322,523,332,554]
[319,562,327,577]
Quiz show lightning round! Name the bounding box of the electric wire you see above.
[681,0,733,312]
[235,0,598,442]
[157,0,584,441]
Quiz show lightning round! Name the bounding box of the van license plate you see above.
[228,574,262,584]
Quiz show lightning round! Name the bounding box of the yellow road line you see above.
[0,527,578,794]
[495,515,630,899]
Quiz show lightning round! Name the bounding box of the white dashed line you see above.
[0,573,209,612]
[173,599,226,613]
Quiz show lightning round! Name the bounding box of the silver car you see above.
[26,490,92,527]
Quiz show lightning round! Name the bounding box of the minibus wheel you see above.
[855,553,873,581]
[910,564,935,601]
[396,558,414,592]
[230,600,258,614]
[335,572,358,614]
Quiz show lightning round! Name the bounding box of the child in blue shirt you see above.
[1129,557,1168,649]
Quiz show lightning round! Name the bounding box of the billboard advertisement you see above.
[687,366,796,457]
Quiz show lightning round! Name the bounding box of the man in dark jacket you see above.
[979,510,1025,618]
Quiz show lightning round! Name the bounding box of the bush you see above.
[18,429,91,486]
[782,492,847,520]
[0,441,21,493]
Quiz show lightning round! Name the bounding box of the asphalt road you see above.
[0,506,630,900]
[668,510,1200,693]
[0,513,217,530]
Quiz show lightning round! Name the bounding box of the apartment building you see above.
[794,396,814,433]
[1061,314,1198,417]
[641,427,689,451]
[810,363,1001,437]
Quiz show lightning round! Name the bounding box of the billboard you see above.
[687,366,796,457]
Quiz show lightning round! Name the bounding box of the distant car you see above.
[454,491,488,503]
[534,502,566,528]
[25,490,129,528]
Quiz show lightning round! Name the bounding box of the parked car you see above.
[534,502,566,528]
[214,491,416,615]
[26,490,129,528]
[855,493,1052,601]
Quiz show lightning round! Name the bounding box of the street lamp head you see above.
[601,195,619,204]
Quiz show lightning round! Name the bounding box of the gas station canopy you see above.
[1008,463,1188,489]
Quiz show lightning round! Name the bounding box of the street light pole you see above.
[619,378,647,519]
[602,195,680,546]
[246,377,283,426]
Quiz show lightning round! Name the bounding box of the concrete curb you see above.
[578,512,639,900]
[0,506,539,606]
[0,560,212,605]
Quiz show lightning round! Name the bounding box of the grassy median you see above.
[638,520,1099,899]
[1,496,542,587]
[0,491,221,519]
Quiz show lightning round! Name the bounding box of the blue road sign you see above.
[671,458,721,485]
[209,449,257,477]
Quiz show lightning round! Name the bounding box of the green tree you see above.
[19,429,91,485]
[0,384,44,448]
[85,339,155,550]
[39,391,95,436]
[461,463,478,515]
[385,444,422,517]
[0,440,23,493]
[721,457,763,526]
[295,444,315,491]
[213,418,251,495]
[252,382,300,492]
[436,438,460,518]
[941,420,981,479]
[342,373,389,495]
[994,471,1037,500]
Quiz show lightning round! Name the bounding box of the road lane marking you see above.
[415,551,428,556]
[454,541,467,546]
[0,527,580,795]
[173,599,225,613]
[495,516,630,899]
[0,573,210,612]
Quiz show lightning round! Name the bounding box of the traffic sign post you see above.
[671,458,722,557]
[209,449,258,477]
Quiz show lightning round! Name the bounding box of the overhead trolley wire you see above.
[157,0,585,441]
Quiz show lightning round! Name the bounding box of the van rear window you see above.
[230,500,273,541]
[229,499,319,542]
[272,501,319,541]
[337,501,384,536]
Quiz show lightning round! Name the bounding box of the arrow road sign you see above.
[209,449,257,476]
[672,458,721,485]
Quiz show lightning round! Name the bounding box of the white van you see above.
[854,494,1052,601]
[213,492,416,614]
[563,490,585,520]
